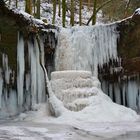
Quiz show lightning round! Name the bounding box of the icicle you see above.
[28,36,46,106]
[2,54,11,84]
[2,53,12,102]
[102,78,140,111]
[28,39,37,105]
[34,37,45,103]
[17,33,25,110]
[38,37,46,103]
[0,68,3,109]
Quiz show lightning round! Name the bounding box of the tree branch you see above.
[124,0,131,17]
[87,0,114,25]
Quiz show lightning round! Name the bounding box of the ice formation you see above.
[0,19,139,122]
[17,34,25,110]
[24,36,46,108]
[51,71,100,111]
[102,78,140,111]
[0,33,47,118]
[55,24,119,76]
[0,68,3,109]
[51,25,139,122]
[50,70,139,122]
[17,70,139,123]
[0,54,18,118]
[38,46,67,117]
[55,24,140,113]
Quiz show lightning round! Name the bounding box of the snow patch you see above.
[135,8,140,15]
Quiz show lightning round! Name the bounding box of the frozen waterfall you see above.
[55,24,119,76]
[53,24,121,112]
[54,24,140,113]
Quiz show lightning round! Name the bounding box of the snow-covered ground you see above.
[0,120,140,140]
[11,70,140,139]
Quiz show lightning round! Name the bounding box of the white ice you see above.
[17,33,25,109]
[55,24,119,76]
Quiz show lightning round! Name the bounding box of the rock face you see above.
[99,9,140,112]
[0,3,58,118]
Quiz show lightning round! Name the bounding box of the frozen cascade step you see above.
[60,87,97,103]
[51,70,101,111]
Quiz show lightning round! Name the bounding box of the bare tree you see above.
[58,0,61,17]
[79,0,82,26]
[62,0,66,27]
[124,0,131,17]
[87,0,114,25]
[70,0,74,26]
[36,0,40,19]
[52,0,56,24]
[25,0,32,14]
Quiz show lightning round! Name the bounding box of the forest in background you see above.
[3,0,140,26]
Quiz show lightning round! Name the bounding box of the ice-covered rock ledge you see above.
[50,70,139,122]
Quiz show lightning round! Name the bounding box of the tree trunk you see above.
[92,0,97,25]
[52,0,56,24]
[62,0,66,27]
[33,0,36,16]
[124,0,131,17]
[58,0,61,17]
[36,0,40,19]
[25,0,32,15]
[79,0,82,26]
[16,0,18,8]
[88,0,91,9]
[87,0,114,25]
[70,0,74,26]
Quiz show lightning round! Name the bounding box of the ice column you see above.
[0,68,3,109]
[17,33,25,110]
[28,37,46,105]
